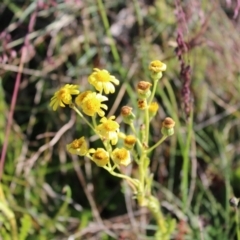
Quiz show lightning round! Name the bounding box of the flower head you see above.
[66,137,88,156]
[75,91,108,117]
[96,116,120,145]
[161,117,175,136]
[111,148,131,166]
[137,81,152,99]
[149,60,167,73]
[121,106,135,124]
[149,60,167,81]
[89,148,110,167]
[124,135,137,150]
[88,68,119,94]
[138,99,147,110]
[148,102,159,118]
[50,84,80,111]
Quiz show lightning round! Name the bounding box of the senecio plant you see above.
[50,60,176,239]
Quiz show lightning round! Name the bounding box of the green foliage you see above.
[19,214,32,240]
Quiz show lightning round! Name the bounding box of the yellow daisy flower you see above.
[124,135,137,150]
[89,148,110,167]
[149,60,167,73]
[75,91,108,117]
[111,148,131,166]
[88,68,119,94]
[49,84,80,111]
[66,137,88,156]
[96,116,120,145]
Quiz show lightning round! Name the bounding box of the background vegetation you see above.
[0,0,240,239]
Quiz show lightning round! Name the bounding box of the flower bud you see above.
[124,135,137,150]
[161,117,175,136]
[229,197,239,208]
[148,102,159,119]
[149,60,167,81]
[121,106,135,124]
[137,81,152,99]
[138,99,147,110]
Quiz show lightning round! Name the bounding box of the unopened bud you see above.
[161,117,175,136]
[149,60,167,81]
[229,197,239,208]
[138,99,147,110]
[137,81,152,99]
[124,135,137,150]
[121,106,135,124]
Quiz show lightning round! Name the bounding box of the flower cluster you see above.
[49,60,174,171]
[50,61,176,238]
[50,68,131,168]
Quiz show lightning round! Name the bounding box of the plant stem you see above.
[181,110,193,212]
[0,185,18,240]
[236,207,240,240]
[146,135,168,154]
[72,106,95,131]
[96,0,120,62]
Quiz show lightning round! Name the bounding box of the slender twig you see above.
[0,47,26,180]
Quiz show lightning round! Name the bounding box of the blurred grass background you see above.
[0,0,240,239]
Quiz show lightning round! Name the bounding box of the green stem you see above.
[130,123,143,149]
[236,208,240,240]
[0,201,18,240]
[181,110,193,212]
[147,195,167,236]
[148,79,158,105]
[96,0,120,62]
[103,166,139,191]
[72,106,95,132]
[145,107,150,144]
[146,135,168,154]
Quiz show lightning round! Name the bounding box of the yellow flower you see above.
[124,135,137,150]
[49,84,80,111]
[148,102,159,118]
[111,148,131,166]
[88,68,119,94]
[75,91,108,117]
[66,137,88,156]
[96,116,120,145]
[149,60,167,73]
[89,148,110,167]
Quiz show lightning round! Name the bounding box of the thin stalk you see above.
[96,0,120,62]
[148,79,158,105]
[146,135,168,154]
[0,201,18,240]
[236,208,240,240]
[181,110,193,212]
[103,166,139,191]
[72,106,95,131]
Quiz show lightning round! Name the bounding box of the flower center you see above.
[96,71,110,82]
[103,121,118,131]
[116,149,127,160]
[71,139,81,149]
[85,98,100,111]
